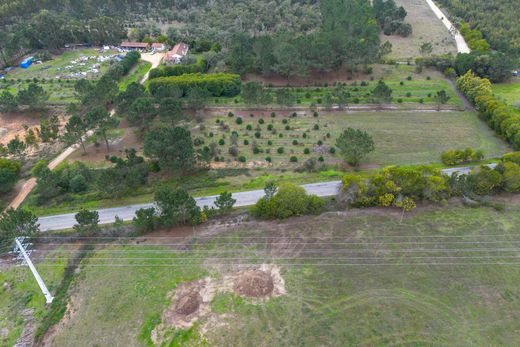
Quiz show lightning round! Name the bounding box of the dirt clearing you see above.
[382,0,457,59]
[151,264,285,345]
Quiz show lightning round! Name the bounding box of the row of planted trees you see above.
[457,71,520,150]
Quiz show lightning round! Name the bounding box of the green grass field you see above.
[198,110,508,167]
[214,65,463,108]
[40,200,520,346]
[492,77,520,109]
[119,61,152,91]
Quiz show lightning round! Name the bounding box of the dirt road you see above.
[6,53,164,210]
[424,0,470,53]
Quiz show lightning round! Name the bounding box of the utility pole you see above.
[13,237,54,304]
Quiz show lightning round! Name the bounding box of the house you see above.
[164,43,189,64]
[120,41,150,51]
[151,43,166,52]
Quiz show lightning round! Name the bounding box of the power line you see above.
[26,234,520,239]
[30,247,520,254]
[33,262,520,267]
[32,255,520,261]
[25,240,520,247]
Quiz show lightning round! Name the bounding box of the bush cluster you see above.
[340,159,520,210]
[251,183,323,219]
[441,148,484,166]
[0,158,21,193]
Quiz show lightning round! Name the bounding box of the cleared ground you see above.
[33,198,520,346]
[381,0,457,59]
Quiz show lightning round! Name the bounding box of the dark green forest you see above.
[437,0,520,56]
[0,0,410,77]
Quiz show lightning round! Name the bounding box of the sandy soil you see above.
[0,112,41,145]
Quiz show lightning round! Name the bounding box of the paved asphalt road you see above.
[37,164,496,231]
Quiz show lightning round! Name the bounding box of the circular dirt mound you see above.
[174,292,202,315]
[234,270,274,298]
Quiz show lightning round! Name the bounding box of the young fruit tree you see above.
[335,128,375,167]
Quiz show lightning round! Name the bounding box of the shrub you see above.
[228,112,234,117]
[69,174,88,193]
[246,124,253,131]
[265,156,272,163]
[304,148,310,154]
[133,207,158,233]
[254,131,261,139]
[313,124,319,130]
[318,156,324,162]
[235,117,243,124]
[277,147,284,154]
[219,139,225,145]
[329,147,336,154]
[282,119,288,124]
[503,152,520,165]
[285,125,290,131]
[290,156,298,162]
[267,124,273,131]
[271,112,276,118]
[228,146,239,157]
[244,139,249,145]
[441,148,484,166]
[292,140,298,145]
[258,118,265,124]
[251,183,324,219]
[238,156,246,162]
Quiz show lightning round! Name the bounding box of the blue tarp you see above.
[20,57,33,69]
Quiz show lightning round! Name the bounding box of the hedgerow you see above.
[148,73,241,97]
[148,59,207,79]
[457,71,520,150]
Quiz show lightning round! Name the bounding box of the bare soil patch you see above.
[234,270,274,298]
[151,264,285,345]
[0,112,40,145]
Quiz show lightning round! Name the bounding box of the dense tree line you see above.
[437,0,520,56]
[226,0,383,77]
[417,51,514,83]
[457,71,520,150]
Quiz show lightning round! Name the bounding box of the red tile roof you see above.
[120,41,150,48]
[165,43,189,60]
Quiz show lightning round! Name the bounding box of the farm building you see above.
[164,43,189,64]
[151,43,167,52]
[120,41,150,51]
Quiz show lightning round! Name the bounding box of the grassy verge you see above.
[118,60,152,91]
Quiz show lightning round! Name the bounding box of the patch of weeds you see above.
[211,292,246,314]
